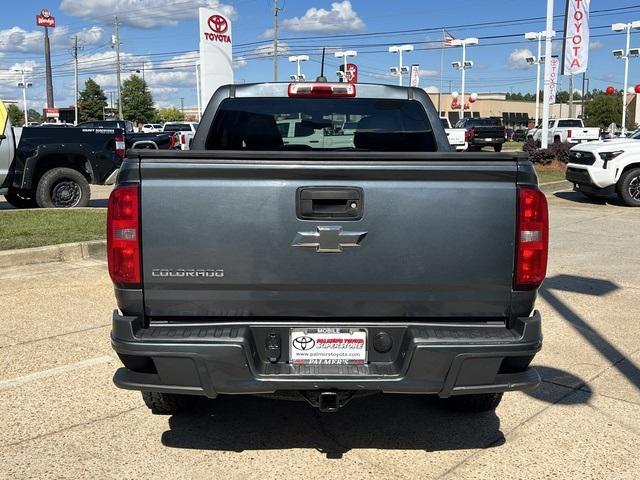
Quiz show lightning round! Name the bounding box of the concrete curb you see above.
[0,240,106,269]
[540,179,572,194]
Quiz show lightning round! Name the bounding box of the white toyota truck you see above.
[530,118,600,146]
[440,117,467,151]
[566,131,640,206]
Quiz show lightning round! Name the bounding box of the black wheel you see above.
[616,167,640,207]
[493,144,503,152]
[440,393,503,413]
[141,391,196,415]
[35,167,90,208]
[3,191,37,209]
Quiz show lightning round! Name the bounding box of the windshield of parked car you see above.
[163,123,192,132]
[206,97,436,151]
[465,118,501,127]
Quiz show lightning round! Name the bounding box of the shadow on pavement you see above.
[525,366,592,405]
[541,274,640,392]
[553,191,624,206]
[162,393,504,457]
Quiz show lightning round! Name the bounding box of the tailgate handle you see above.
[297,187,363,220]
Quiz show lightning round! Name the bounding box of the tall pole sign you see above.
[198,8,234,109]
[36,8,55,109]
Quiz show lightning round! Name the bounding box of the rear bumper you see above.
[470,138,506,145]
[111,312,543,398]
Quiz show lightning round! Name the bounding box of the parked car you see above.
[142,123,163,133]
[440,117,467,151]
[162,122,198,150]
[0,101,126,208]
[109,82,547,416]
[455,117,506,152]
[567,131,640,206]
[512,129,528,142]
[530,118,600,145]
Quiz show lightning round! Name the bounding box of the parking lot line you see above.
[0,355,112,392]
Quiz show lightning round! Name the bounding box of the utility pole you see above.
[273,0,279,81]
[569,74,574,118]
[195,62,202,120]
[113,16,123,120]
[71,35,81,125]
[44,26,54,108]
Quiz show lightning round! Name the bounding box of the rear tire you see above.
[493,144,503,152]
[35,167,90,208]
[616,167,640,207]
[3,191,37,209]
[440,392,503,413]
[142,391,196,415]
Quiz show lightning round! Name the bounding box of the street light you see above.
[611,21,640,134]
[388,44,413,86]
[334,50,356,82]
[450,37,478,118]
[12,68,33,126]
[525,30,555,127]
[288,54,309,82]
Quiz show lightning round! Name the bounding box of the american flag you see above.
[443,30,455,47]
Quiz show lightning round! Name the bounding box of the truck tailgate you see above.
[139,156,517,319]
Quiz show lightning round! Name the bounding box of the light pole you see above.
[450,37,478,118]
[540,0,555,149]
[612,21,640,134]
[334,50,356,82]
[195,62,202,120]
[13,68,33,126]
[288,55,309,81]
[388,45,413,86]
[525,31,554,126]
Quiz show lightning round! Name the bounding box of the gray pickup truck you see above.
[109,82,548,415]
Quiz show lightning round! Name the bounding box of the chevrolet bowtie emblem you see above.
[292,226,367,253]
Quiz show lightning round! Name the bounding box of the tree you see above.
[79,78,107,121]
[156,107,184,122]
[584,91,634,130]
[27,109,43,124]
[121,75,155,124]
[7,104,24,126]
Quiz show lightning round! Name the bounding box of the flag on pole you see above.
[443,30,455,47]
[562,0,590,75]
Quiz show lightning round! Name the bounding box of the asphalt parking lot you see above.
[1,188,639,479]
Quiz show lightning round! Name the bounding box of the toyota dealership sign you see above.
[199,8,234,109]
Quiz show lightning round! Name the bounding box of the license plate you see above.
[290,328,367,365]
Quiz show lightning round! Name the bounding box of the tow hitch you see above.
[302,391,354,412]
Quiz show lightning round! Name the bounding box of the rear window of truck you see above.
[205,98,436,151]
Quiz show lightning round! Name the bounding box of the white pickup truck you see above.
[440,117,467,151]
[566,131,640,206]
[163,122,198,150]
[530,118,600,146]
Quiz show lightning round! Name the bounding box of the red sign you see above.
[36,9,55,28]
[345,63,358,84]
[204,14,231,43]
[44,108,59,118]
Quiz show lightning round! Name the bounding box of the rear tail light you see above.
[181,133,186,145]
[169,134,176,149]
[568,129,572,138]
[288,82,356,98]
[514,186,548,290]
[107,185,141,286]
[115,135,126,158]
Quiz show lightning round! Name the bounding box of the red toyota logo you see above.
[208,15,228,34]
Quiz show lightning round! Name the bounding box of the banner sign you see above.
[562,0,590,75]
[345,63,357,83]
[410,65,420,87]
[36,8,55,28]
[547,57,560,104]
[199,8,234,109]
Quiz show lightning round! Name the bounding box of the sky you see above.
[1,0,640,112]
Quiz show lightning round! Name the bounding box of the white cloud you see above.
[0,25,103,53]
[60,0,236,29]
[252,42,291,58]
[589,40,603,50]
[233,56,247,69]
[277,1,365,34]
[424,86,439,93]
[507,48,533,70]
[419,69,438,78]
